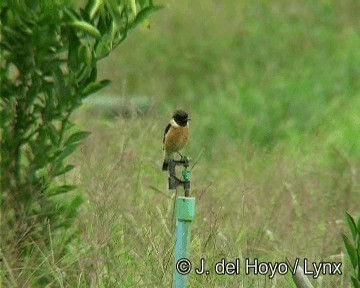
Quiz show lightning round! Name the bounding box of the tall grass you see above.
[57,112,357,287]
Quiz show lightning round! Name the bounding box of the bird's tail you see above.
[162,152,170,171]
[162,160,169,171]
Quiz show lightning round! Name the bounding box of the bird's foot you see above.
[176,151,183,158]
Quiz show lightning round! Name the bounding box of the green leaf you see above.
[53,67,67,100]
[47,123,59,145]
[351,276,360,288]
[68,31,81,71]
[130,0,137,17]
[66,195,83,219]
[94,38,112,59]
[47,185,77,197]
[53,164,75,177]
[76,64,91,84]
[342,234,358,269]
[86,66,97,85]
[89,0,104,19]
[64,7,80,21]
[71,195,83,210]
[71,20,101,39]
[345,211,358,240]
[81,79,111,98]
[57,144,78,161]
[97,8,112,35]
[105,0,123,26]
[65,131,91,146]
[79,44,92,66]
[129,5,164,31]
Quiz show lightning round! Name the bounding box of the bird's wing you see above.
[163,123,171,144]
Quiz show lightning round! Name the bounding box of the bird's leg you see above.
[176,152,190,166]
[177,151,184,159]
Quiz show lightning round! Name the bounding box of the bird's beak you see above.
[188,118,191,121]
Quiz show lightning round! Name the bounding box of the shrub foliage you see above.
[1,0,161,264]
[342,212,360,288]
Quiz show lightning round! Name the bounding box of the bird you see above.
[162,110,190,171]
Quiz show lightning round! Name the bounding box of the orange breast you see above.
[164,126,189,153]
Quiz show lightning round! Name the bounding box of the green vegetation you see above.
[1,0,161,286]
[342,212,360,287]
[2,0,359,287]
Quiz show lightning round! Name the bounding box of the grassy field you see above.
[3,0,360,287]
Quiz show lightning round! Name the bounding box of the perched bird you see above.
[162,110,190,171]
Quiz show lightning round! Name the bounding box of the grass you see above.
[2,0,360,287]
[59,113,357,287]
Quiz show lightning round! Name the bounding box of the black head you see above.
[173,110,189,127]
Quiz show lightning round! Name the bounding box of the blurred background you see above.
[73,0,359,286]
[93,0,359,157]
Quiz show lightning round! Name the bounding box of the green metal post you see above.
[173,196,196,288]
